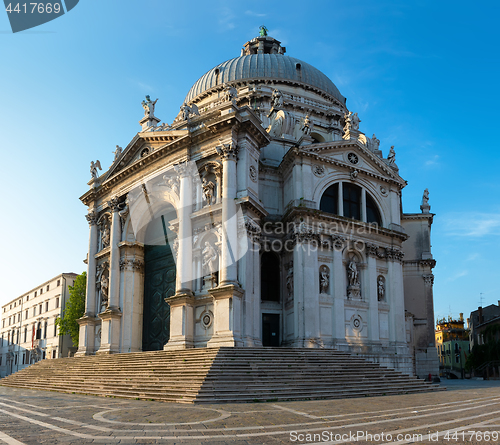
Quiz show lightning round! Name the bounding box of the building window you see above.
[39,304,42,314]
[42,350,46,360]
[34,291,37,297]
[52,350,56,359]
[343,183,361,220]
[0,355,2,366]
[17,313,20,322]
[40,288,43,295]
[2,320,4,328]
[46,285,49,292]
[25,310,28,319]
[14,302,16,308]
[55,297,59,309]
[54,322,57,337]
[57,280,60,287]
[26,295,29,301]
[319,183,338,214]
[366,193,382,226]
[44,321,48,339]
[24,327,27,343]
[320,182,382,226]
[14,354,17,365]
[33,307,36,317]
[16,329,19,344]
[45,302,49,312]
[261,252,281,302]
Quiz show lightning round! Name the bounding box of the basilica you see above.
[77,31,438,378]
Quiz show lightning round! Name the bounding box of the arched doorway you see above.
[142,207,177,351]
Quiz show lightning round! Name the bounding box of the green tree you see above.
[55,272,86,347]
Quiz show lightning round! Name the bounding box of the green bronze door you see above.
[142,243,176,351]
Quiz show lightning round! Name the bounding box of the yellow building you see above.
[435,314,469,378]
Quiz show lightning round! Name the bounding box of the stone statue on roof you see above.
[387,145,396,165]
[90,160,102,180]
[142,95,158,117]
[259,25,268,37]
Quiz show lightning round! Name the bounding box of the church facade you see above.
[76,33,438,378]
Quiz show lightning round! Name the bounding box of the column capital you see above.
[107,196,121,212]
[216,141,238,161]
[174,160,194,178]
[422,273,434,286]
[85,209,98,225]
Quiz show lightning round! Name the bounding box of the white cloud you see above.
[443,213,500,237]
[217,7,236,31]
[245,10,266,17]
[446,270,469,282]
[425,154,440,167]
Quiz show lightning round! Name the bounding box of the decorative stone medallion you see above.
[350,314,363,332]
[249,165,257,182]
[380,185,388,197]
[347,152,359,165]
[201,311,214,329]
[313,165,325,177]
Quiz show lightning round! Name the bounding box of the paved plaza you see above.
[2,381,500,444]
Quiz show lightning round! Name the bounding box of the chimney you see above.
[459,313,463,322]
[479,306,483,324]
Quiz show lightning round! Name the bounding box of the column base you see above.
[163,338,194,350]
[207,332,243,347]
[96,308,122,355]
[164,293,195,351]
[75,314,99,357]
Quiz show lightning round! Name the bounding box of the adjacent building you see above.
[435,314,469,378]
[0,273,77,378]
[76,31,438,378]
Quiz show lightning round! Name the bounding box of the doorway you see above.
[262,313,280,347]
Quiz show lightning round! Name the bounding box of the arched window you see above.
[261,252,280,302]
[366,194,382,226]
[319,181,382,226]
[343,183,361,220]
[319,183,338,214]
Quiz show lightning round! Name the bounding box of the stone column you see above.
[366,244,379,342]
[332,241,345,343]
[175,162,194,295]
[361,189,367,223]
[119,255,144,353]
[338,182,344,216]
[164,162,195,349]
[97,197,123,354]
[423,273,436,347]
[76,209,99,357]
[207,142,244,347]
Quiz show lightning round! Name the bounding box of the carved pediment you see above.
[302,140,405,185]
[103,130,190,181]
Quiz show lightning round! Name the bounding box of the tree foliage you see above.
[55,272,86,347]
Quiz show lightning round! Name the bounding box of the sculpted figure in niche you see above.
[387,146,396,165]
[100,219,110,248]
[378,276,385,301]
[320,266,329,294]
[202,242,218,275]
[90,160,102,180]
[142,95,158,117]
[347,261,359,286]
[99,274,109,311]
[202,178,216,206]
[286,264,294,298]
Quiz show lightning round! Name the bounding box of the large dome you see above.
[184,53,345,105]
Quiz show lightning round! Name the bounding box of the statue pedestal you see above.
[420,203,431,214]
[75,314,100,356]
[202,274,216,291]
[164,293,195,350]
[139,115,161,131]
[96,308,122,354]
[347,284,361,300]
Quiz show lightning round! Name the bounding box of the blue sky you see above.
[0,1,498,323]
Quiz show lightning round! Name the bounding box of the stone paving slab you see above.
[1,381,500,444]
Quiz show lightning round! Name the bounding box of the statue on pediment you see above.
[371,134,380,150]
[351,112,361,131]
[90,160,102,180]
[267,89,283,117]
[142,95,158,117]
[113,145,122,161]
[387,146,396,165]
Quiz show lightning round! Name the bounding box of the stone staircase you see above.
[0,347,444,403]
